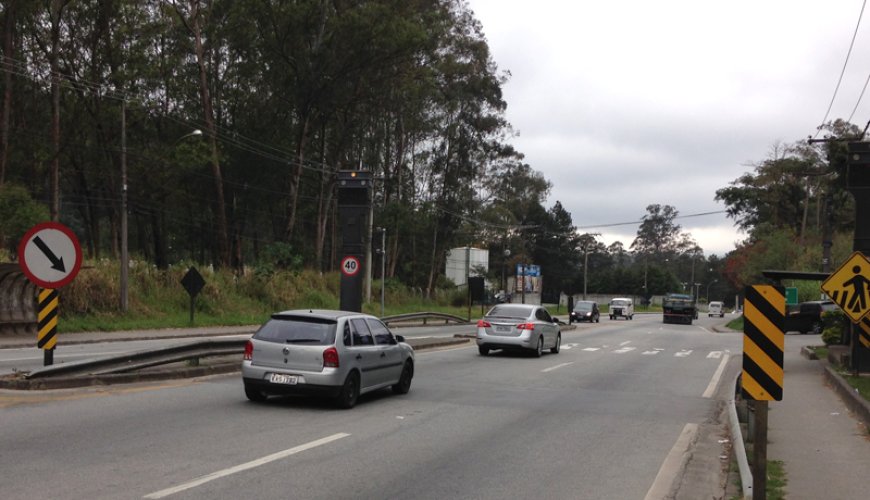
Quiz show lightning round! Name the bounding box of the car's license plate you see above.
[496,325,510,332]
[269,373,298,385]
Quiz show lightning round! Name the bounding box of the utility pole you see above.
[120,100,128,312]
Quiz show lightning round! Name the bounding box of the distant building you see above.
[445,247,489,286]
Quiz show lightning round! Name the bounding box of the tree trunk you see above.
[285,115,309,241]
[0,0,15,186]
[49,1,66,221]
[188,0,230,267]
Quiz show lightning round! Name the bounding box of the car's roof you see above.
[611,297,632,301]
[576,300,596,304]
[271,309,373,321]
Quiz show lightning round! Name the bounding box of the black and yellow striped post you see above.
[37,288,59,366]
[742,284,785,500]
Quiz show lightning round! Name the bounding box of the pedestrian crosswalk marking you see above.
[675,350,693,357]
[582,347,600,351]
[613,347,636,354]
[707,351,723,359]
[642,349,663,355]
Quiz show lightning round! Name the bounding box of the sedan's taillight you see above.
[243,340,253,360]
[323,346,340,368]
[477,319,491,328]
[517,323,535,330]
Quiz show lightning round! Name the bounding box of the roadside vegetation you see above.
[55,258,470,333]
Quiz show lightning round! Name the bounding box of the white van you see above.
[708,301,724,318]
[609,297,634,320]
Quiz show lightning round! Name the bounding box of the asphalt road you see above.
[0,314,741,499]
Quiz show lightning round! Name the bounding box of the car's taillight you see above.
[323,346,340,368]
[517,323,535,330]
[477,319,491,328]
[243,340,253,361]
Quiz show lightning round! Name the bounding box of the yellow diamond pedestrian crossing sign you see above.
[821,251,870,323]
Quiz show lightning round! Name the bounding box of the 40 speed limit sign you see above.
[341,256,361,277]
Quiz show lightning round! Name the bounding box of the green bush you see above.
[820,309,849,345]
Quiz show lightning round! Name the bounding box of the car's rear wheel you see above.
[244,381,268,403]
[534,336,543,357]
[550,334,561,354]
[478,346,489,356]
[335,371,360,409]
[392,361,413,394]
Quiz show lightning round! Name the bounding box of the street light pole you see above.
[120,100,128,311]
[583,246,588,300]
[120,127,202,313]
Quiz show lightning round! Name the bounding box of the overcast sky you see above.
[467,0,870,257]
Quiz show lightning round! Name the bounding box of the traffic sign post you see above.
[18,222,82,366]
[742,284,785,500]
[845,143,870,372]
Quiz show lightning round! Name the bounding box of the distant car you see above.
[570,300,600,323]
[785,301,838,334]
[476,303,561,357]
[609,297,634,320]
[708,301,725,318]
[242,310,414,409]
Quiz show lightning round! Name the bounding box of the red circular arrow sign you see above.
[17,222,83,289]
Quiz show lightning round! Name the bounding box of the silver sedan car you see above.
[242,310,414,409]
[476,304,561,357]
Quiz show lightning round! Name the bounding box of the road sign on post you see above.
[785,287,798,306]
[337,170,371,312]
[17,222,82,289]
[18,222,82,366]
[821,251,870,322]
[180,267,206,325]
[742,283,785,500]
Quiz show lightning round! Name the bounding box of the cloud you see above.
[468,0,870,257]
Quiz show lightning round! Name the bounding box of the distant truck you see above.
[663,293,696,325]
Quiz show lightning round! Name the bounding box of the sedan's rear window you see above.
[254,317,337,345]
[486,305,531,319]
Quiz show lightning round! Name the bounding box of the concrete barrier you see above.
[0,263,37,336]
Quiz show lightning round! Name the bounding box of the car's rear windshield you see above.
[486,305,531,319]
[253,316,337,345]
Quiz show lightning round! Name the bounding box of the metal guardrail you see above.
[381,312,470,325]
[26,338,247,379]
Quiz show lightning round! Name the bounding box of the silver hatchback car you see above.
[242,310,414,408]
[476,304,561,357]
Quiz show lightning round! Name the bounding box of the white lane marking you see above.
[674,350,693,357]
[619,340,632,346]
[702,354,730,398]
[561,343,580,350]
[582,347,600,352]
[642,349,664,355]
[707,351,723,359]
[542,362,574,373]
[644,423,699,500]
[143,433,350,499]
[613,347,636,354]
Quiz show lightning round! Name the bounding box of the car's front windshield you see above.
[612,300,629,307]
[574,303,593,312]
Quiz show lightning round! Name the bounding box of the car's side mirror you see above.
[395,335,405,343]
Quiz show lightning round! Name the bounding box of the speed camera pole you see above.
[337,170,372,312]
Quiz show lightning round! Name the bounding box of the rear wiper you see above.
[285,339,320,343]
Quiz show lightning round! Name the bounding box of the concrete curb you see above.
[799,344,870,430]
[821,362,870,431]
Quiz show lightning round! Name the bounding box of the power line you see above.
[576,210,728,230]
[814,0,867,137]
